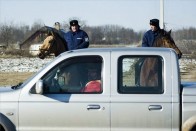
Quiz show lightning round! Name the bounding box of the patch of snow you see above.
[0,58,52,72]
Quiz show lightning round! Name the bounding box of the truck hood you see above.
[0,86,21,102]
[0,86,13,92]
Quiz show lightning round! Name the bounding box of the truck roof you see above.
[62,47,176,54]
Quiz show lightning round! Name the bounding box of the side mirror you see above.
[35,80,43,94]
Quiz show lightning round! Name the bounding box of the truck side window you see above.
[118,56,163,94]
[41,56,103,94]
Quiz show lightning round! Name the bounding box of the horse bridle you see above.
[39,48,52,58]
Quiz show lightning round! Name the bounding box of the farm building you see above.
[29,44,42,56]
[0,44,6,49]
[20,33,47,56]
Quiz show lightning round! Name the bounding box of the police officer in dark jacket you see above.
[142,19,160,47]
[64,20,89,50]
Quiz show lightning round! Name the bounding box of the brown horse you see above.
[154,29,182,58]
[37,27,68,59]
[38,30,68,59]
[140,29,182,86]
[20,26,68,59]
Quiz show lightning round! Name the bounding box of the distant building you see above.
[0,44,6,49]
[20,33,47,56]
[29,44,42,56]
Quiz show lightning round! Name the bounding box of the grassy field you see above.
[0,72,34,86]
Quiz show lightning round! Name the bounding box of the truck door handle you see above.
[87,105,101,110]
[148,105,162,111]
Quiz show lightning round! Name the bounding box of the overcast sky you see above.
[0,0,196,31]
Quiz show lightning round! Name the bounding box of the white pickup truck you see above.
[0,48,196,131]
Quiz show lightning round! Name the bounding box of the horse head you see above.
[38,30,68,59]
[38,35,55,59]
[154,29,182,59]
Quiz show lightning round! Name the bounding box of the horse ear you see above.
[159,29,164,35]
[168,29,172,35]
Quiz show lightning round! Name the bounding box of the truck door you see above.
[110,52,172,131]
[19,54,110,131]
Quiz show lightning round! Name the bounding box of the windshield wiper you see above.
[11,82,23,89]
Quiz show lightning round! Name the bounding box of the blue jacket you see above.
[64,29,89,50]
[142,29,160,47]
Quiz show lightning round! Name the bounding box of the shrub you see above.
[0,49,34,58]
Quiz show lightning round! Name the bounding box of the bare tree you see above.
[0,24,13,47]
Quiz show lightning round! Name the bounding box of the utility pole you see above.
[160,0,164,29]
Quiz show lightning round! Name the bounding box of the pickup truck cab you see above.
[0,47,196,131]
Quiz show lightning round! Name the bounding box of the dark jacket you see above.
[142,29,160,47]
[64,29,89,50]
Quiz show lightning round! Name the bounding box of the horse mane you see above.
[153,29,171,47]
[51,29,68,52]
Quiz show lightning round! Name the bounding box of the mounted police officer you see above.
[64,20,89,50]
[54,22,66,38]
[142,19,161,47]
